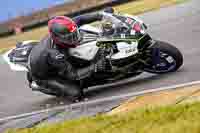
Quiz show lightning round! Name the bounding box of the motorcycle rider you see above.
[27,7,123,101]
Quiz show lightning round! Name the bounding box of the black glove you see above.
[93,48,111,72]
[94,58,106,72]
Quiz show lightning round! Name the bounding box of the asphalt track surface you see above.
[0,0,200,118]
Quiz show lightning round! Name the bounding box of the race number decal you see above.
[111,42,138,59]
[120,34,126,38]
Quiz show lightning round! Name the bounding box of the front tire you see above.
[144,40,183,74]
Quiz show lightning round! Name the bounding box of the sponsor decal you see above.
[125,17,134,25]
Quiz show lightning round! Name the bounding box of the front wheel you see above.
[143,40,183,74]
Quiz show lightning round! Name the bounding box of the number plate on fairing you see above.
[111,42,138,60]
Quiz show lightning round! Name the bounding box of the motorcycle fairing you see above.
[111,41,138,60]
[69,41,99,61]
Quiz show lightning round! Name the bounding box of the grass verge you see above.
[6,101,200,133]
[114,0,189,14]
[0,0,189,52]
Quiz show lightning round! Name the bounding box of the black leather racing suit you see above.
[28,12,121,99]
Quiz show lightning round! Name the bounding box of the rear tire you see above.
[144,40,183,73]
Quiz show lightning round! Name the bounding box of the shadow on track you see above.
[26,69,185,110]
[85,70,183,99]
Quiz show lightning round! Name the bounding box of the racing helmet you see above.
[48,16,81,48]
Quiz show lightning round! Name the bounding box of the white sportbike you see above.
[3,13,183,97]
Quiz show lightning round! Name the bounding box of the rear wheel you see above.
[144,40,183,73]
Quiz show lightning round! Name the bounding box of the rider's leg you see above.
[45,79,83,100]
[27,72,84,101]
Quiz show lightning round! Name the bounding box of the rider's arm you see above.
[47,49,94,80]
[73,12,122,27]
[73,13,102,27]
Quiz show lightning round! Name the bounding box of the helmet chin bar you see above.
[55,40,79,48]
[51,34,81,48]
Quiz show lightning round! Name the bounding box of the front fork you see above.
[151,47,161,66]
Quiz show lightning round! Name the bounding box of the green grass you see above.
[6,101,200,133]
[0,0,189,52]
[0,26,48,51]
[176,0,189,4]
[0,47,11,54]
[114,0,189,14]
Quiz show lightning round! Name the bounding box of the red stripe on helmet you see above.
[48,16,77,33]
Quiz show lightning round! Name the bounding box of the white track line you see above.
[1,80,200,123]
